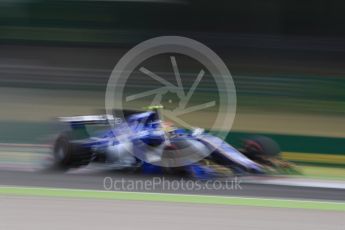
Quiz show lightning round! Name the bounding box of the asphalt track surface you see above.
[0,145,343,201]
[1,196,344,230]
[1,169,344,201]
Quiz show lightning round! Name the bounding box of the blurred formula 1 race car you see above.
[52,106,298,178]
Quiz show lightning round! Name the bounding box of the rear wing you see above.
[57,115,116,134]
[58,115,114,124]
[57,109,147,131]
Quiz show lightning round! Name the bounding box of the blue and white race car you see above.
[52,106,296,178]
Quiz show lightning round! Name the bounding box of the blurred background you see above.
[0,0,344,174]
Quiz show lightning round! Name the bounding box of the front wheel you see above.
[242,135,300,174]
[244,136,281,157]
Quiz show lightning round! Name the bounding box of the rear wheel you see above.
[53,132,93,170]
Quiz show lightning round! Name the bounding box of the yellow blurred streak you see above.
[282,152,345,165]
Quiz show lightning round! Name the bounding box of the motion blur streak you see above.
[0,1,344,229]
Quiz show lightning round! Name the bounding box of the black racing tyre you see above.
[244,136,281,157]
[53,133,72,170]
[53,132,93,170]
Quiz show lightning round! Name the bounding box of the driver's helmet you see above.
[161,121,175,132]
